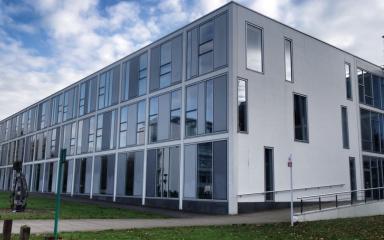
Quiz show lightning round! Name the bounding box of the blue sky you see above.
[0,0,383,119]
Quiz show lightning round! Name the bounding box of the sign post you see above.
[54,149,66,240]
[288,154,294,227]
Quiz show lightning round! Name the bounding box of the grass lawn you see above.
[11,215,384,240]
[0,192,164,220]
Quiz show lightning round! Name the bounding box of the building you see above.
[0,2,383,215]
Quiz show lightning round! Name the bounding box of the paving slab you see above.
[0,209,290,234]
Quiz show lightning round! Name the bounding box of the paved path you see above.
[0,209,290,234]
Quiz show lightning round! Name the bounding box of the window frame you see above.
[245,21,264,74]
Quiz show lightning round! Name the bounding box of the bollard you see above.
[19,225,31,240]
[3,219,13,240]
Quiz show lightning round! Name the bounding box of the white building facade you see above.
[0,2,383,214]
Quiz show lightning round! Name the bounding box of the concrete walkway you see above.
[0,209,290,234]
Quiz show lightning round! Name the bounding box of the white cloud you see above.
[0,0,383,120]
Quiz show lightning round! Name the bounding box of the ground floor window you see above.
[74,157,92,194]
[146,146,180,198]
[184,140,227,200]
[117,151,144,197]
[363,155,384,199]
[93,154,115,195]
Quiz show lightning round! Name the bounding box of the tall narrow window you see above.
[160,42,172,88]
[238,78,248,132]
[197,142,212,199]
[119,107,128,148]
[198,21,214,75]
[264,147,274,201]
[149,97,159,143]
[349,157,357,201]
[136,101,145,145]
[345,63,352,100]
[294,94,308,142]
[341,106,350,149]
[284,38,293,82]
[186,85,198,137]
[205,80,213,133]
[138,53,148,96]
[170,90,181,139]
[246,23,263,72]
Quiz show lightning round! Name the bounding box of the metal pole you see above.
[54,149,66,240]
[289,154,293,227]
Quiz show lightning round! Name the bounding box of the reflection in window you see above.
[284,38,293,82]
[205,80,213,133]
[199,21,214,75]
[119,107,128,148]
[197,142,212,199]
[139,53,148,96]
[170,90,181,139]
[160,42,172,88]
[345,63,352,100]
[246,24,263,72]
[186,85,198,136]
[149,97,159,143]
[136,101,146,145]
[154,146,180,198]
[238,79,248,132]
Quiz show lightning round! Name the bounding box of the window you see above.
[361,108,372,151]
[183,140,227,200]
[246,23,263,72]
[38,101,50,130]
[148,90,181,143]
[284,38,293,82]
[362,156,384,200]
[345,63,352,99]
[96,110,117,151]
[93,154,115,195]
[98,66,120,109]
[146,146,180,198]
[198,21,214,75]
[185,75,227,137]
[170,90,181,139]
[139,53,148,96]
[121,53,148,101]
[63,86,78,122]
[136,101,146,145]
[116,151,144,196]
[160,42,172,88]
[186,85,198,137]
[62,122,77,156]
[149,97,158,143]
[47,127,60,158]
[349,157,357,200]
[119,106,128,148]
[187,12,227,80]
[43,162,54,192]
[150,36,182,92]
[119,101,146,148]
[341,106,350,149]
[294,94,308,142]
[77,116,95,154]
[264,147,274,201]
[74,157,92,194]
[79,77,97,116]
[238,78,248,132]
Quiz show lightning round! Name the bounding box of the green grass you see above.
[11,215,384,240]
[0,192,164,220]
